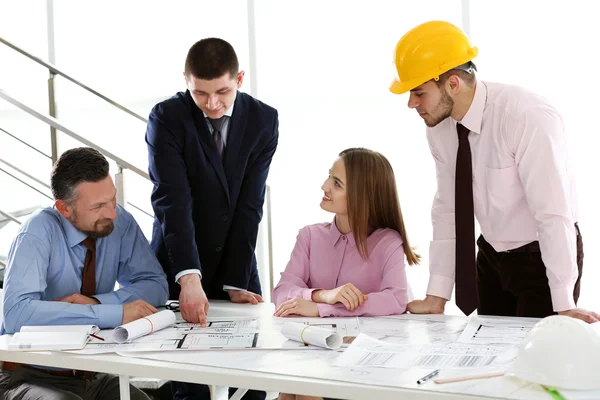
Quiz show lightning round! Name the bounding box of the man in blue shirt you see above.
[0,147,168,400]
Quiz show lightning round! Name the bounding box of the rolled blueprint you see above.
[112,310,176,343]
[281,322,342,350]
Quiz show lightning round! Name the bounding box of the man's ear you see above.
[446,74,461,95]
[236,71,245,88]
[55,199,73,219]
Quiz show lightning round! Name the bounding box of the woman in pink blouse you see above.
[272,147,420,318]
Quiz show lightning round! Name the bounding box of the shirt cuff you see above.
[223,285,245,292]
[97,304,124,329]
[302,288,318,301]
[426,274,455,301]
[551,285,577,312]
[175,269,202,284]
[93,292,120,305]
[317,303,345,317]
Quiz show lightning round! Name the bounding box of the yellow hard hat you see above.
[389,21,478,95]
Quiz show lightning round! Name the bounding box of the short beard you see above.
[425,89,454,127]
[69,210,114,239]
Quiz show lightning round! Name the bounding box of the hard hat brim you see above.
[389,77,430,95]
[389,47,479,95]
[389,79,406,95]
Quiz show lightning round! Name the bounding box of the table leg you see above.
[119,375,131,400]
[229,388,249,400]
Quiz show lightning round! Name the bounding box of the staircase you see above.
[0,36,274,296]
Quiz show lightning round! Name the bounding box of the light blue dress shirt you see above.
[1,205,168,334]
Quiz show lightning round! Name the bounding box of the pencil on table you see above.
[434,372,505,384]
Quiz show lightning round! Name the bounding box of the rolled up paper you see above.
[112,310,176,343]
[281,322,342,350]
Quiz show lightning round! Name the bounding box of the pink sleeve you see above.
[317,243,408,317]
[272,227,317,307]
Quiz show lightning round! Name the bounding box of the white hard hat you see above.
[510,315,600,390]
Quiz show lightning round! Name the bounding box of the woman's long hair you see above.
[340,148,420,265]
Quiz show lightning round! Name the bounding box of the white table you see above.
[0,302,551,400]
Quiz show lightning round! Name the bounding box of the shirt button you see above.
[215,247,222,252]
[341,236,346,241]
[222,215,229,222]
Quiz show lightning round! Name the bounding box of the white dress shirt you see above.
[426,80,579,311]
[176,104,243,292]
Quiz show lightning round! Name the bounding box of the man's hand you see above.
[228,289,264,304]
[122,300,158,324]
[179,274,209,327]
[558,307,600,323]
[407,295,447,314]
[312,283,367,311]
[55,294,99,305]
[274,297,319,317]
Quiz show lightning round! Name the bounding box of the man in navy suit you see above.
[146,38,278,400]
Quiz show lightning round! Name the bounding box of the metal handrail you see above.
[0,158,51,190]
[127,202,154,219]
[0,127,51,159]
[0,166,53,200]
[0,89,149,181]
[0,209,21,225]
[0,37,148,124]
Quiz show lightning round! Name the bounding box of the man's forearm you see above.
[3,300,123,333]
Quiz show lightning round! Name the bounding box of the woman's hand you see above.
[274,297,320,317]
[312,283,368,311]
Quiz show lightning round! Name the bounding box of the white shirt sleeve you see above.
[175,269,202,283]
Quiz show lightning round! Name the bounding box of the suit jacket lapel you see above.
[188,91,230,199]
[223,92,247,184]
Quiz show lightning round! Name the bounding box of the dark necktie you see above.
[208,116,227,156]
[81,238,96,296]
[455,123,478,315]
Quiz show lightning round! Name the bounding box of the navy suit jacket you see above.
[146,90,278,299]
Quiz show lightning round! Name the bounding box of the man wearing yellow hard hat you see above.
[390,20,599,322]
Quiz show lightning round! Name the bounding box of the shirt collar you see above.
[454,79,487,135]
[56,207,88,248]
[328,217,356,247]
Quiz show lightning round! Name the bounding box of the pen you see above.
[417,369,440,384]
[89,333,105,341]
[543,386,566,400]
